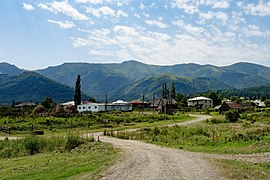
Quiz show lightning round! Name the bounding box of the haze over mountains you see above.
[0,60,270,104]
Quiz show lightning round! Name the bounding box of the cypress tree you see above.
[74,75,81,108]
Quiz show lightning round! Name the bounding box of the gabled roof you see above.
[112,100,128,104]
[15,102,36,108]
[150,98,177,107]
[225,102,241,109]
[188,96,212,101]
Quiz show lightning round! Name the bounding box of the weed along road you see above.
[96,115,223,180]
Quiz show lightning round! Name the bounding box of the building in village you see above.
[14,102,36,110]
[187,97,213,109]
[215,101,241,113]
[149,98,178,113]
[77,100,132,113]
[129,100,150,109]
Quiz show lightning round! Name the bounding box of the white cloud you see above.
[199,11,214,20]
[216,12,228,23]
[70,24,270,67]
[139,3,145,10]
[85,6,115,17]
[171,0,199,14]
[212,1,230,9]
[47,19,76,29]
[185,24,204,33]
[23,3,34,11]
[145,20,168,29]
[117,10,128,17]
[244,1,270,16]
[38,0,89,20]
[134,13,140,18]
[75,0,129,6]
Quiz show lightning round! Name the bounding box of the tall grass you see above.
[112,121,270,154]
[0,133,94,159]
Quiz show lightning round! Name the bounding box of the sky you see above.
[0,0,270,70]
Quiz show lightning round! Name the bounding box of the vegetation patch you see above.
[0,141,119,180]
[210,159,270,180]
[0,133,94,159]
[111,112,270,154]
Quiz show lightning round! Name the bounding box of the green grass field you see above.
[0,141,119,180]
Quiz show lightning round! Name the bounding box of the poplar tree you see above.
[171,82,176,99]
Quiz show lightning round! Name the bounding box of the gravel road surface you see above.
[97,114,224,180]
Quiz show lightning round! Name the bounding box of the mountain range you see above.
[0,60,270,103]
[0,71,88,104]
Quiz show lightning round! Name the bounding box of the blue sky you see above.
[0,0,270,70]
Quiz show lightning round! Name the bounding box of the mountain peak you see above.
[0,62,23,76]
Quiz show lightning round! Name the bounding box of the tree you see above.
[264,99,270,107]
[225,110,240,123]
[88,97,96,103]
[207,91,222,106]
[162,82,167,99]
[74,75,81,108]
[176,93,187,108]
[41,97,54,109]
[171,82,176,99]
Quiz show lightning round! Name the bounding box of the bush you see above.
[225,110,240,123]
[24,135,46,155]
[65,134,85,151]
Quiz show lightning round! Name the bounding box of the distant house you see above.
[60,101,75,107]
[15,102,36,110]
[150,98,177,113]
[77,100,132,113]
[130,100,150,109]
[215,101,241,112]
[187,97,213,109]
[252,100,266,108]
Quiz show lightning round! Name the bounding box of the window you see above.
[95,106,97,109]
[83,107,85,109]
[79,107,81,109]
[88,106,91,109]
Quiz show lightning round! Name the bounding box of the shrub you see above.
[24,135,46,155]
[225,110,240,123]
[65,134,85,151]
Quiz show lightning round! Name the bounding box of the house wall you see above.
[77,103,105,113]
[188,99,213,109]
[77,103,132,112]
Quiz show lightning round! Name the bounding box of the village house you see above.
[187,97,213,109]
[77,100,132,113]
[14,102,36,110]
[149,98,177,113]
[129,100,150,109]
[215,101,241,113]
[252,100,266,108]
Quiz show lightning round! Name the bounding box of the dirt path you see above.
[95,114,224,180]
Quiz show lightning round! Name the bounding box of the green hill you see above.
[36,60,270,100]
[0,72,88,104]
[224,62,270,81]
[218,84,270,99]
[107,74,232,101]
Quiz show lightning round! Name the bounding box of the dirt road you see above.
[97,114,224,180]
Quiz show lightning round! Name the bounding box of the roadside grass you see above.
[0,112,191,136]
[0,141,119,180]
[112,114,270,154]
[209,158,270,180]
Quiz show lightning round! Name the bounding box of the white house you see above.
[187,96,213,109]
[77,100,132,113]
[77,103,105,113]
